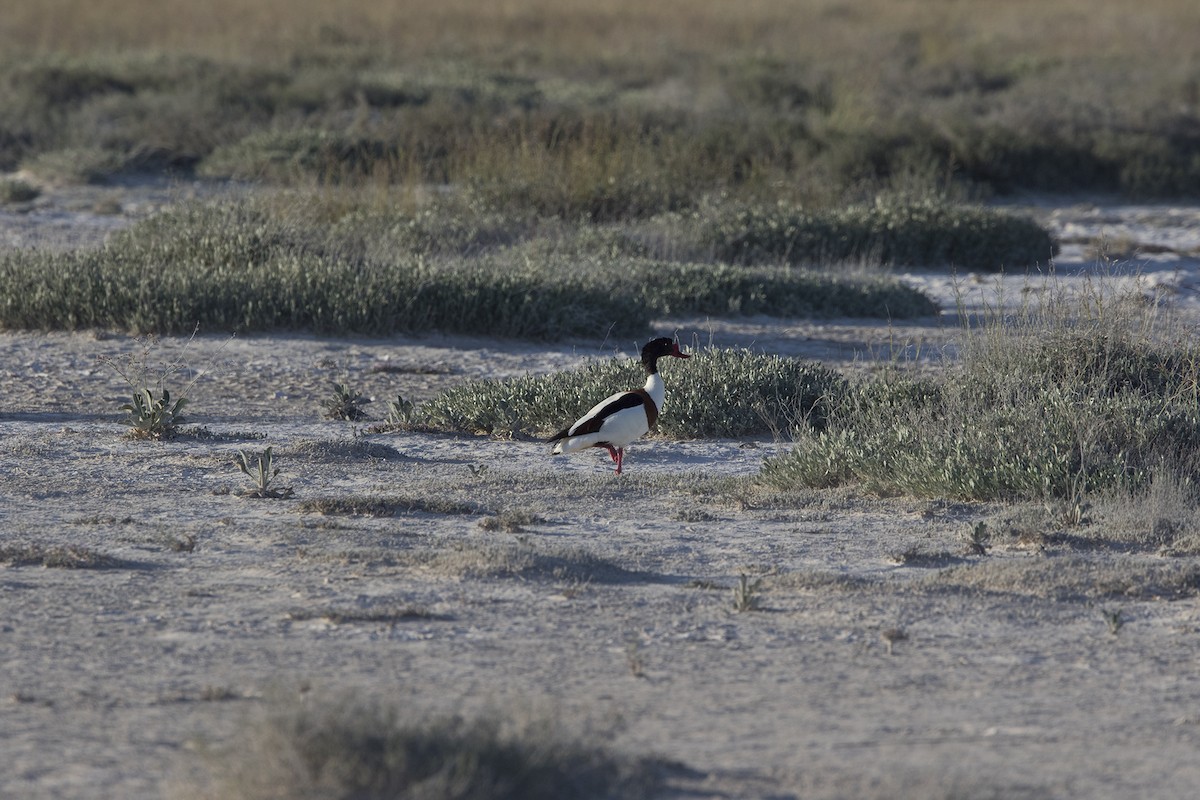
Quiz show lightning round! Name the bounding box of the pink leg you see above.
[600,444,619,464]
[614,447,624,475]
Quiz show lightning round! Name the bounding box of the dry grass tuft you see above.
[918,556,1200,601]
[286,605,450,624]
[414,540,649,584]
[297,495,485,517]
[281,439,404,463]
[176,690,661,800]
[0,543,130,569]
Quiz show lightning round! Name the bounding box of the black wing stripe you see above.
[568,392,646,437]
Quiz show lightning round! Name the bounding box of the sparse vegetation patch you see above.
[0,543,129,569]
[181,693,660,800]
[297,495,485,517]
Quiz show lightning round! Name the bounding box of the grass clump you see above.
[702,198,1057,271]
[298,495,484,517]
[322,382,372,421]
[0,544,127,569]
[417,348,845,439]
[763,280,1200,501]
[181,693,660,800]
[0,177,39,203]
[917,557,1200,602]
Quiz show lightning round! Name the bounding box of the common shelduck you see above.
[548,337,690,474]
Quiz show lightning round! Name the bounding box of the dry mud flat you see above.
[3,190,1200,798]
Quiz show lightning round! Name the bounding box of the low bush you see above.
[642,262,939,319]
[763,287,1200,501]
[762,376,1200,500]
[0,197,938,337]
[417,348,845,439]
[0,177,39,203]
[199,130,405,184]
[0,201,647,339]
[703,198,1057,271]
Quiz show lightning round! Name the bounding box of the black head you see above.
[641,337,690,372]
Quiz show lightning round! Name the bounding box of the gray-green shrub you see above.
[763,293,1200,500]
[417,348,845,439]
[703,198,1057,271]
[0,197,938,337]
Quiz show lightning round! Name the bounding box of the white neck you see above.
[643,373,665,411]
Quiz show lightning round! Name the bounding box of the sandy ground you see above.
[3,182,1200,799]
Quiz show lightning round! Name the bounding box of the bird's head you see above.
[642,337,690,363]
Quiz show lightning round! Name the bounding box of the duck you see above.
[548,337,690,474]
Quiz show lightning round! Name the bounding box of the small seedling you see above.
[881,627,908,655]
[323,382,371,421]
[234,447,294,499]
[962,521,990,555]
[120,387,188,439]
[386,395,416,425]
[467,463,489,478]
[731,573,762,612]
[625,638,647,678]
[1101,607,1124,636]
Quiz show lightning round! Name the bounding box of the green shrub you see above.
[763,378,1200,500]
[497,234,939,320]
[643,262,938,318]
[0,201,647,339]
[703,198,1057,270]
[0,197,938,336]
[418,348,845,439]
[763,299,1200,501]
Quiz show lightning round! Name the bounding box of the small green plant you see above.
[1101,607,1125,636]
[323,382,371,420]
[386,394,415,424]
[625,637,647,678]
[234,447,294,499]
[881,627,908,655]
[101,333,215,441]
[962,521,990,556]
[120,387,188,439]
[731,573,762,612]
